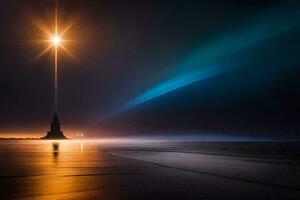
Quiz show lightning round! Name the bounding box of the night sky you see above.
[0,0,299,139]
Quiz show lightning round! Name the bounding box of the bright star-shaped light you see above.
[51,35,61,46]
[33,9,79,62]
[32,2,80,114]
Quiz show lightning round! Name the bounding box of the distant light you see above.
[51,35,61,46]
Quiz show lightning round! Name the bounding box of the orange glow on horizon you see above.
[0,132,41,138]
[0,128,82,139]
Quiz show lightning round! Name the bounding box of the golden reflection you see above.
[80,143,84,152]
[31,141,91,199]
[1,140,118,199]
[52,142,60,162]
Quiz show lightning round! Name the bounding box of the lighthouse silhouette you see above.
[41,113,67,139]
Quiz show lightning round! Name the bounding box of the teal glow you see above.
[107,65,229,118]
[103,8,300,120]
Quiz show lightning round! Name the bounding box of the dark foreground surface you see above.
[0,140,300,200]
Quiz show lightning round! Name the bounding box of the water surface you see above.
[1,140,300,200]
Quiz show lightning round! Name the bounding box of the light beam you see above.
[34,2,78,112]
[102,7,300,120]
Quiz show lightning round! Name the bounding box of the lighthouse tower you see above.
[41,113,67,139]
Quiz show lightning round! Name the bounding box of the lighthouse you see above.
[41,113,67,139]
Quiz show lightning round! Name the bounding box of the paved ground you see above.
[0,140,299,200]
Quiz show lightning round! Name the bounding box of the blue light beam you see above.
[102,8,300,120]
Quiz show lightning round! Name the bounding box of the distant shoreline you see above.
[0,138,40,140]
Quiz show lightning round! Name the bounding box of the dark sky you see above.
[0,0,299,139]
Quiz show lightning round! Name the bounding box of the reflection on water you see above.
[0,140,106,199]
[0,140,299,199]
[52,142,60,152]
[52,142,60,161]
[52,142,59,157]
